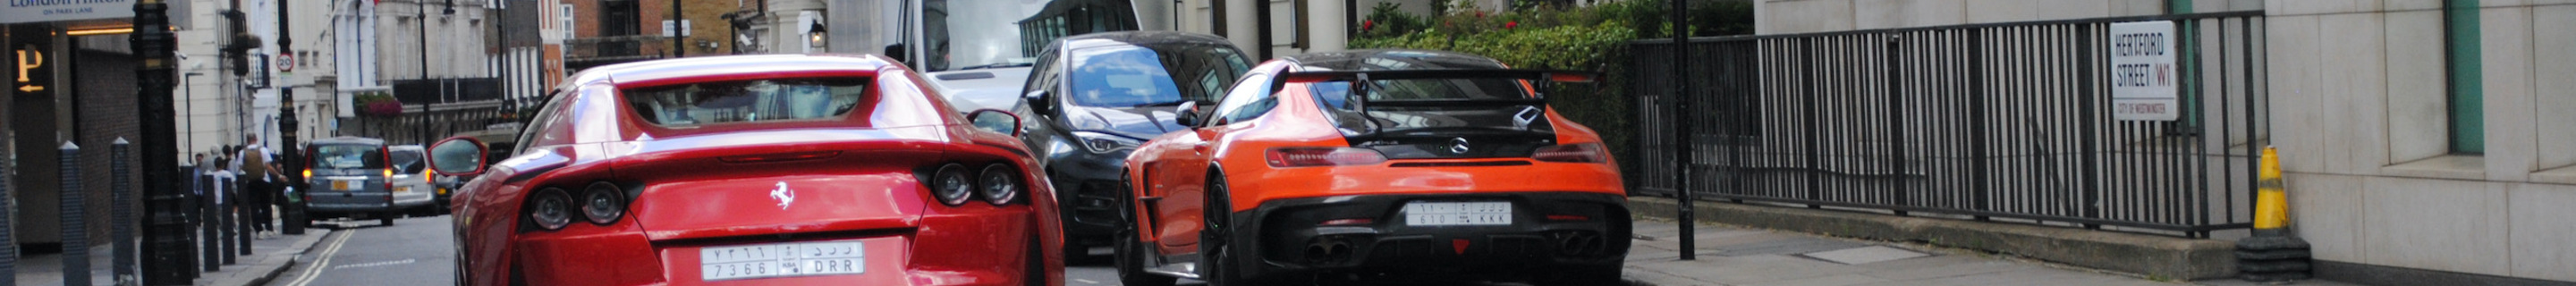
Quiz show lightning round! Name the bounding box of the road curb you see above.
[1627,197,2236,280]
[215,230,334,286]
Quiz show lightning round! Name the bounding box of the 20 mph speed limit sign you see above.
[2106,21,2177,122]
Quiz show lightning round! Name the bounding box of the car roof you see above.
[387,145,423,151]
[1056,31,1236,52]
[309,137,387,146]
[1280,49,1511,72]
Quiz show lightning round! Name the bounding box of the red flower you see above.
[1477,11,1485,18]
[1363,20,1375,30]
[1505,21,1517,29]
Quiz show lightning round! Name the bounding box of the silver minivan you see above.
[386,145,440,214]
[301,137,433,225]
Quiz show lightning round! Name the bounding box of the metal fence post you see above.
[113,139,137,285]
[60,142,89,286]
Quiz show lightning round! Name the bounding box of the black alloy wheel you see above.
[1199,172,1264,286]
[1116,171,1176,286]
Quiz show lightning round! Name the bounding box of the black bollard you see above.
[234,176,250,257]
[199,172,217,271]
[218,175,234,265]
[0,141,16,286]
[113,139,137,284]
[61,142,89,286]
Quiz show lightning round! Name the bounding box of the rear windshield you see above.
[1309,78,1550,133]
[624,78,869,126]
[311,145,386,170]
[388,149,424,173]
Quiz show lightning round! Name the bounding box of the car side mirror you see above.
[1023,90,1053,114]
[427,137,488,176]
[967,109,1024,136]
[1173,101,1203,128]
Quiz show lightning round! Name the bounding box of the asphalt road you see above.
[267,215,456,286]
[259,217,1538,286]
[1062,248,1539,286]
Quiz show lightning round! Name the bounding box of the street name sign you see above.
[2107,21,2179,122]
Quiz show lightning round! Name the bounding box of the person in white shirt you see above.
[234,136,282,239]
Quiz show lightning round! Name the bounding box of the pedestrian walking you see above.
[234,136,281,239]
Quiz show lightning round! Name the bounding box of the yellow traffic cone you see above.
[2237,146,2310,282]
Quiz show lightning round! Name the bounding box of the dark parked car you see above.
[1012,30,1253,259]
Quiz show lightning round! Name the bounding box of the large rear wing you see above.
[1270,69,1598,107]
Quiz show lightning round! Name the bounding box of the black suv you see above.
[1013,31,1252,259]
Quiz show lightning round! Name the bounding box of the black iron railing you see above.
[347,104,516,145]
[1631,12,2268,238]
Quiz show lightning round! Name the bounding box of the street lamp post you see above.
[276,0,310,235]
[133,0,193,282]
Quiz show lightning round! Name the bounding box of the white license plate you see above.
[700,241,866,281]
[1402,202,1513,226]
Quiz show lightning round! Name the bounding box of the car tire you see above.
[1199,172,1268,286]
[1114,172,1175,286]
[379,210,396,226]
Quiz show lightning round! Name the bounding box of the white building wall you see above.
[2267,1,2576,282]
[1753,0,2576,282]
[377,0,494,80]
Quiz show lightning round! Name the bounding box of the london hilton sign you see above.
[3,0,135,24]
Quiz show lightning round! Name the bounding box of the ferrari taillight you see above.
[1265,147,1387,167]
[1532,143,1609,164]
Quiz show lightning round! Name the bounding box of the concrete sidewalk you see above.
[11,229,331,286]
[1618,220,2360,286]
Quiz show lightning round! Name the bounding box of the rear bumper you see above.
[504,207,1045,286]
[1226,191,1631,280]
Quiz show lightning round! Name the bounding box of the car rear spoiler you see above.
[1274,69,1597,134]
[1269,69,1598,106]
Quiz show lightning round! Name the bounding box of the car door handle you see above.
[1138,197,1161,203]
[1192,142,1209,152]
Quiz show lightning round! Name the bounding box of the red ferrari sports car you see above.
[424,55,1062,286]
[1115,49,1630,286]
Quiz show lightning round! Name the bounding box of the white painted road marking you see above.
[284,230,358,286]
[331,258,418,270]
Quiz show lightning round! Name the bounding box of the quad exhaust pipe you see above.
[1553,231,1604,256]
[1304,236,1355,264]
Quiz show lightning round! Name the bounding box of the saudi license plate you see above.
[332,181,353,190]
[701,241,865,281]
[1402,201,1513,226]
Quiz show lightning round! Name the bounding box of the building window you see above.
[2444,0,2483,154]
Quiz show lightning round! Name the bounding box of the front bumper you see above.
[1042,149,1127,247]
[1226,191,1631,280]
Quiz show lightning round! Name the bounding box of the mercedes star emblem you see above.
[1449,138,1472,154]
